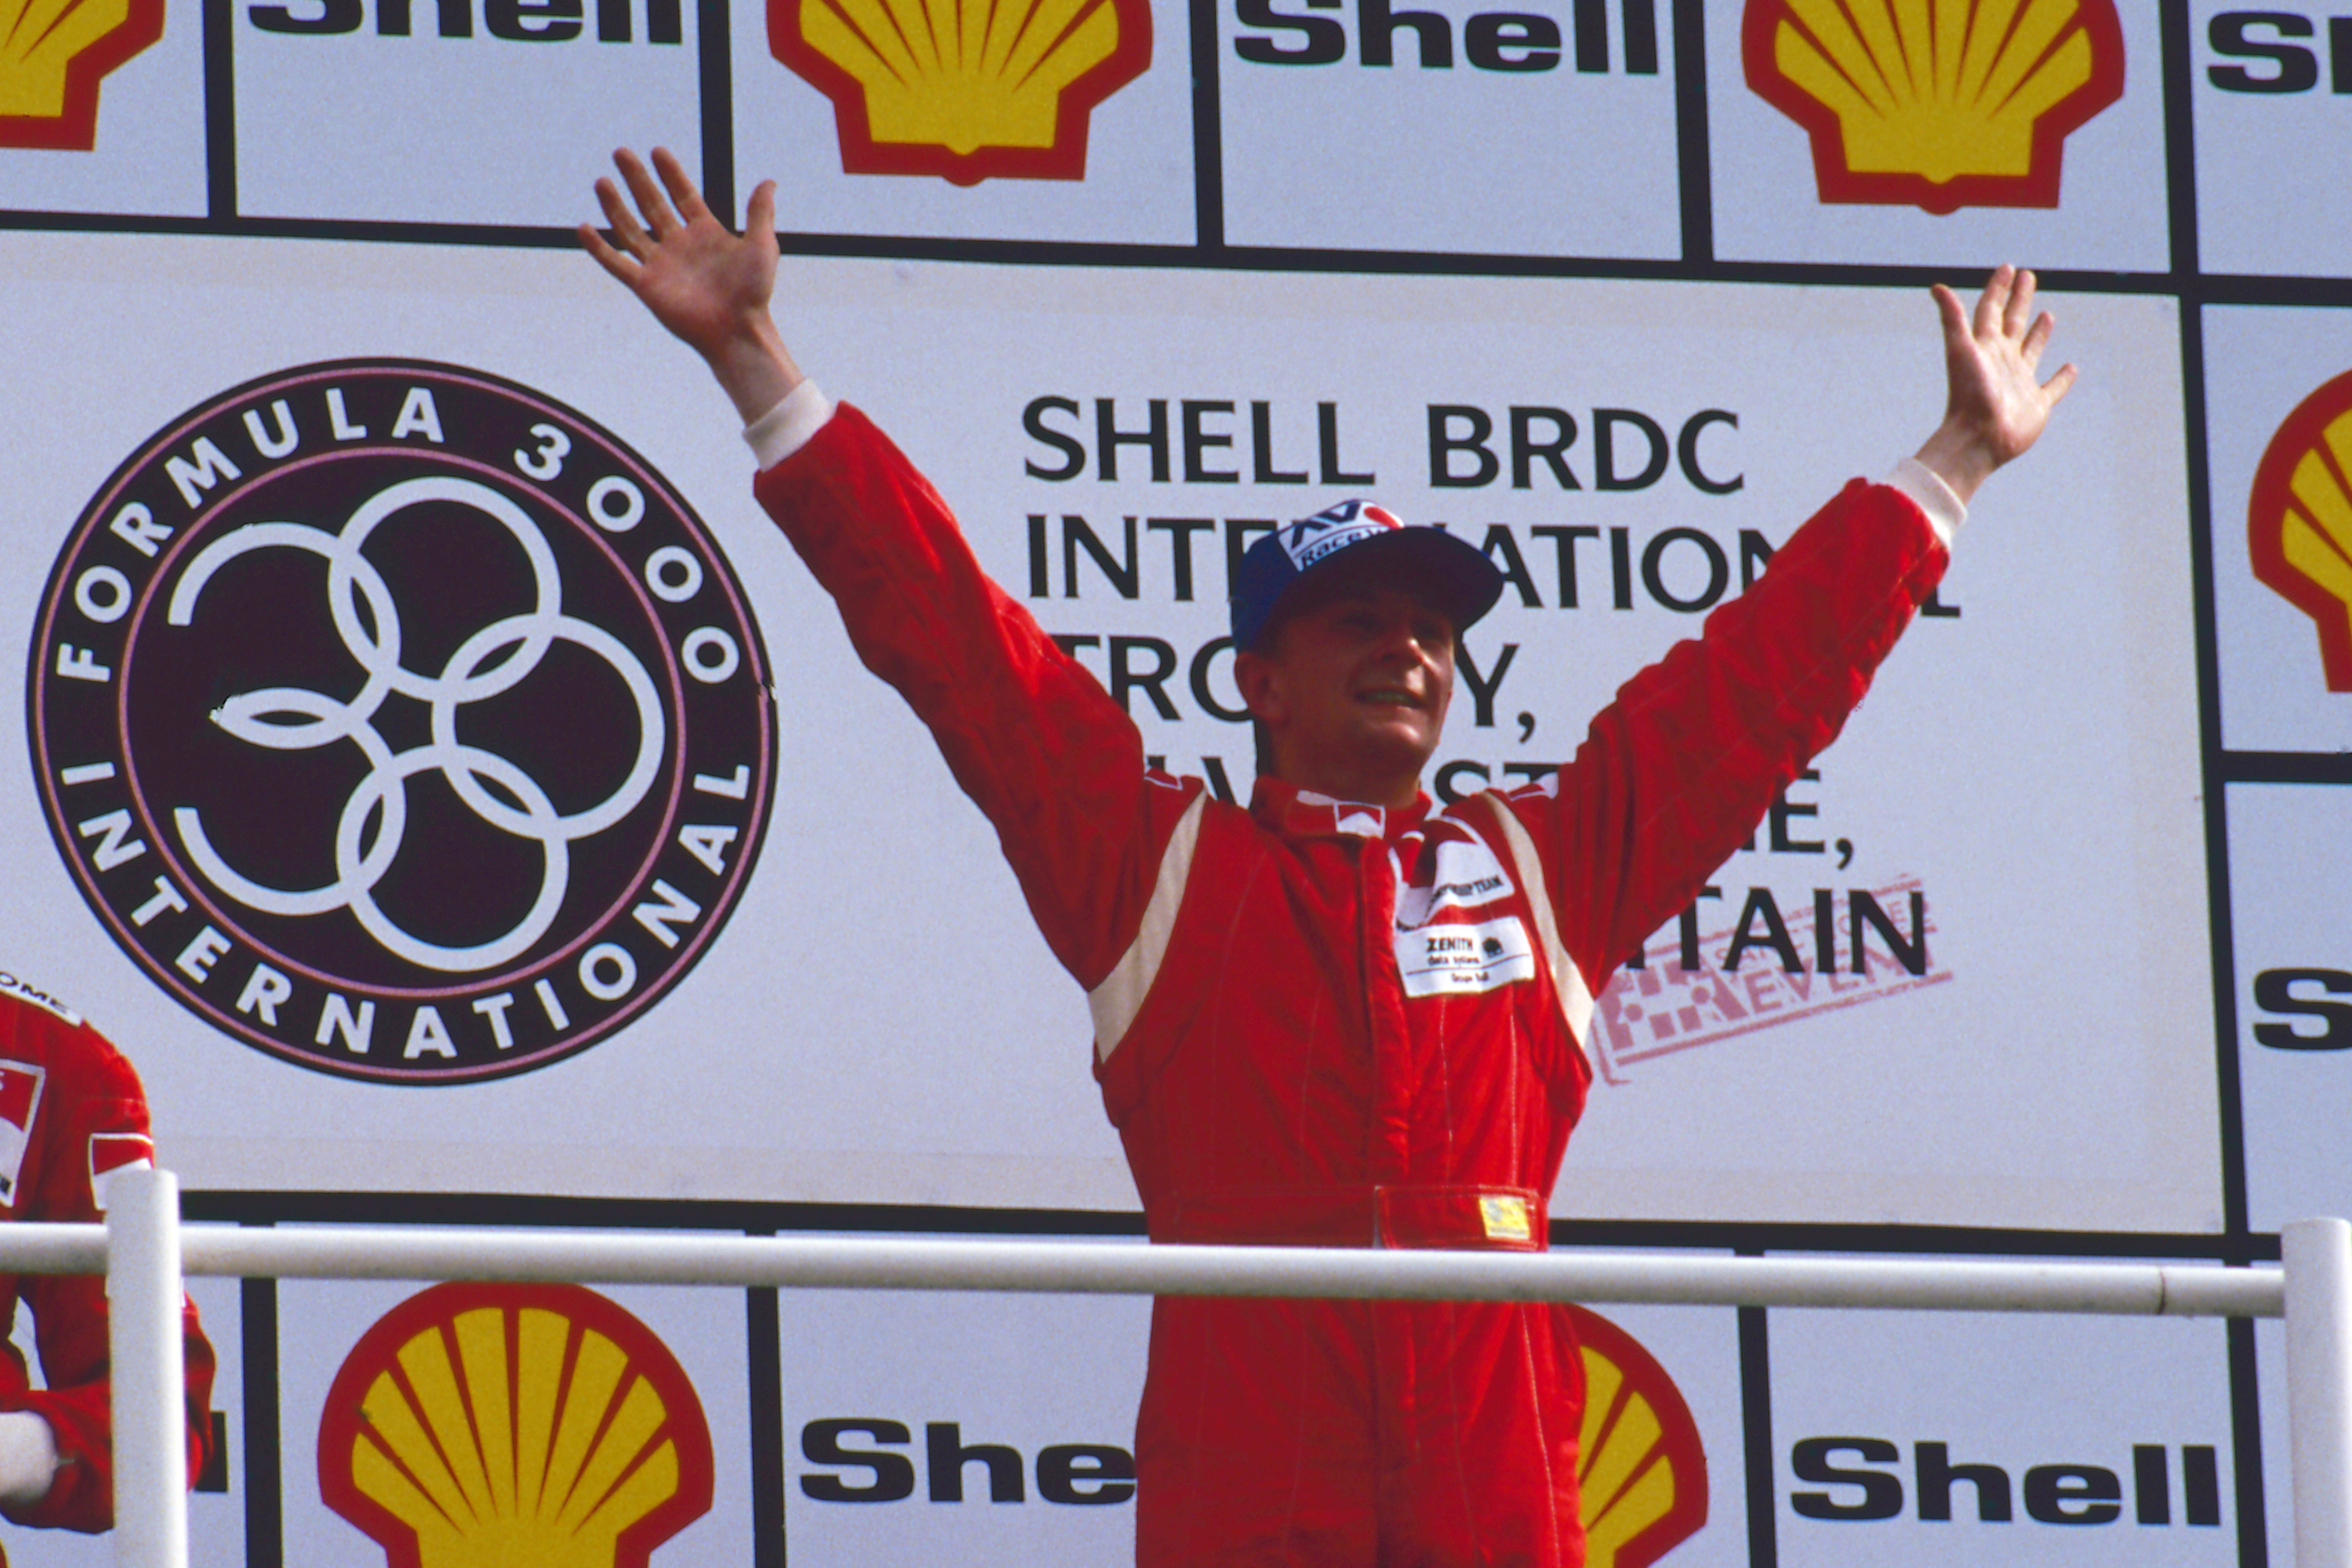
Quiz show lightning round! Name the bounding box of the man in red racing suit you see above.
[0,972,216,1552]
[581,147,2075,1565]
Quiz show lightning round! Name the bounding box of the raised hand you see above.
[579,147,803,424]
[1913,264,2078,506]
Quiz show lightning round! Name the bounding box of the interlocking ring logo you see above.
[31,361,775,1083]
[172,477,665,972]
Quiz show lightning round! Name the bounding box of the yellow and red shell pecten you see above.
[1742,0,2126,213]
[1570,1303,1710,1568]
[319,1281,716,1568]
[770,0,1154,183]
[2251,368,2352,694]
[0,0,162,150]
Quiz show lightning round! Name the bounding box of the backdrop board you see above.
[0,236,2213,1235]
[730,0,1196,244]
[1217,0,1680,257]
[231,0,707,229]
[774,1239,1152,1565]
[4,0,2352,1561]
[1704,1,2169,272]
[2206,304,2352,754]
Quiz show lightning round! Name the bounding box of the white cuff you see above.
[1885,457,1965,550]
[743,380,835,471]
[0,1412,58,1507]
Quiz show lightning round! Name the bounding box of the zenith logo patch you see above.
[30,360,776,1084]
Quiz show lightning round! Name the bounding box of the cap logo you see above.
[1280,500,1399,571]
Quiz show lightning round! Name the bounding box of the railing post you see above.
[107,1166,186,1568]
[2286,1217,2352,1568]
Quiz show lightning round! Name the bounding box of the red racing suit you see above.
[0,974,216,1547]
[757,403,1948,1565]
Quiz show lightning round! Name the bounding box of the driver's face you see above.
[1245,578,1457,805]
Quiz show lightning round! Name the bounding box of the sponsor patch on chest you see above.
[1396,915,1535,997]
[1393,836,1515,929]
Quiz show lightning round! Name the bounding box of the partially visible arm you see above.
[4,1024,216,1532]
[1501,267,2074,1019]
[582,149,1197,992]
[755,407,1206,990]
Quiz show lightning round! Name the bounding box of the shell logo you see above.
[0,0,162,150]
[319,1283,716,1568]
[2251,369,2352,693]
[1741,0,2125,214]
[1569,1303,1708,1568]
[768,0,1151,184]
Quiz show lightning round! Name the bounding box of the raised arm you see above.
[580,149,1203,999]
[578,147,804,426]
[1913,264,2079,505]
[1507,267,2074,990]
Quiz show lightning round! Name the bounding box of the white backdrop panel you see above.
[728,0,1197,246]
[2227,781,2352,1233]
[2191,1,2352,280]
[0,232,2212,1230]
[1770,1300,2238,1567]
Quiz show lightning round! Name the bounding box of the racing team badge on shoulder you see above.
[30,360,776,1083]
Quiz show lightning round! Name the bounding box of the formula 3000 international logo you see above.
[30,360,774,1083]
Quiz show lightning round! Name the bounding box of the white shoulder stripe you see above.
[1477,795,1594,1064]
[1090,792,1209,1063]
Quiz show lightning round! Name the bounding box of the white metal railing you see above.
[31,1170,2344,1567]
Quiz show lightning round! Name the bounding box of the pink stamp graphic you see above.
[1592,877,1949,1084]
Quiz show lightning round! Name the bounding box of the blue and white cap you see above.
[1230,500,1506,652]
